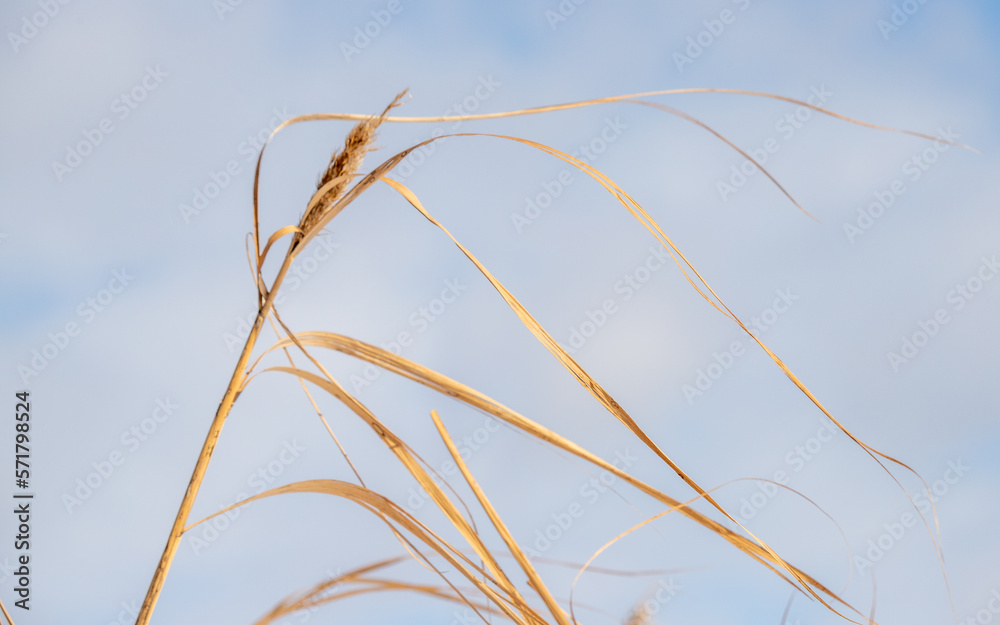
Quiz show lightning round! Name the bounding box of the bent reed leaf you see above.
[251,333,857,614]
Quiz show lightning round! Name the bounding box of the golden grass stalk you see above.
[135,89,970,625]
[134,99,399,625]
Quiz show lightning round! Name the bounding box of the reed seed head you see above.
[298,89,408,240]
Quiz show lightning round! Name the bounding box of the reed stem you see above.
[135,254,295,625]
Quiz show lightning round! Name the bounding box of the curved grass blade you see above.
[378,175,847,610]
[374,134,952,615]
[430,409,570,625]
[249,333,854,614]
[565,478,861,624]
[188,478,549,625]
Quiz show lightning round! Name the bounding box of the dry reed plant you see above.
[4,89,972,625]
[144,89,973,625]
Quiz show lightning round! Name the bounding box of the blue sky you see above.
[1,2,998,624]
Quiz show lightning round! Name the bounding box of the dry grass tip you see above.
[296,89,408,244]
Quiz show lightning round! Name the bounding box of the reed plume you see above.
[294,89,407,248]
